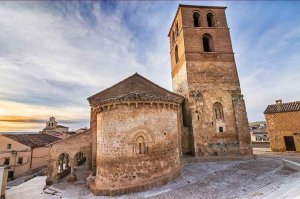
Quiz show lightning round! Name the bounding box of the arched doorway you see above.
[57,153,71,179]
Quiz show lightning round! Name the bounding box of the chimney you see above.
[0,166,8,199]
[275,99,282,105]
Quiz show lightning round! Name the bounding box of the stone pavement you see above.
[5,151,300,199]
[249,172,300,199]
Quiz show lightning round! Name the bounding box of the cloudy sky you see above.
[0,1,299,132]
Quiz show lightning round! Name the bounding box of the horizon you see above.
[0,1,299,132]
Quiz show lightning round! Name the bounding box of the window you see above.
[4,158,10,165]
[17,157,23,165]
[193,12,201,27]
[7,144,11,149]
[136,136,147,154]
[172,30,176,43]
[219,127,224,133]
[202,33,213,52]
[175,22,179,37]
[175,45,179,63]
[207,13,215,27]
[213,102,224,120]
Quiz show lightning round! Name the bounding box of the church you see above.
[45,4,253,196]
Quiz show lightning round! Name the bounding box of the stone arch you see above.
[127,127,154,156]
[202,33,214,52]
[213,102,226,133]
[57,153,70,173]
[213,102,224,120]
[74,151,86,166]
[193,11,201,27]
[206,11,216,27]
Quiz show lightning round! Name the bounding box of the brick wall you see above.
[169,5,252,157]
[265,111,300,152]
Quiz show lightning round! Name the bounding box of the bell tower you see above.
[168,4,252,157]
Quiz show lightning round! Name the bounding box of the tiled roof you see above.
[264,101,300,114]
[56,125,68,128]
[64,131,76,135]
[3,133,60,148]
[87,73,184,106]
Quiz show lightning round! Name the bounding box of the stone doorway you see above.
[284,136,296,151]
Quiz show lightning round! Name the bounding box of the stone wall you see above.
[265,111,300,152]
[90,102,182,195]
[46,131,92,184]
[169,5,252,157]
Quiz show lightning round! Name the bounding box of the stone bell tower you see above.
[168,4,252,157]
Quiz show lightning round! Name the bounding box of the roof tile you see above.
[87,73,184,106]
[264,101,300,114]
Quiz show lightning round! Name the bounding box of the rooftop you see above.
[168,4,227,36]
[2,133,60,148]
[264,100,300,114]
[87,73,184,106]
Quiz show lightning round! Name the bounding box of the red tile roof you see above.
[87,73,184,106]
[2,133,60,148]
[264,101,300,114]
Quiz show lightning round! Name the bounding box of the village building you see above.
[249,121,269,142]
[45,4,253,196]
[264,100,300,152]
[40,117,69,138]
[0,134,59,180]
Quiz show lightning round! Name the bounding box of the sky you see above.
[0,1,299,132]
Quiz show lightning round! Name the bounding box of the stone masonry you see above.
[45,4,253,196]
[264,100,300,152]
[168,4,252,156]
[88,74,183,196]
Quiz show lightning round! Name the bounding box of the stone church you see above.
[46,4,253,196]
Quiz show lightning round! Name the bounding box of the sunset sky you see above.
[0,1,299,132]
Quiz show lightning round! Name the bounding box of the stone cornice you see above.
[92,101,180,113]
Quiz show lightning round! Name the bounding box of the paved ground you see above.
[6,148,300,199]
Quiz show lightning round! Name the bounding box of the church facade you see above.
[46,4,253,196]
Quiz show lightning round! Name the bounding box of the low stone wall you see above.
[282,159,300,171]
[251,142,270,148]
[58,167,71,179]
[90,164,182,196]
[183,155,255,163]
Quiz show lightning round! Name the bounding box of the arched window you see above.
[175,22,179,36]
[202,33,213,52]
[213,102,224,120]
[193,12,201,27]
[175,45,179,63]
[172,30,176,43]
[136,136,146,154]
[207,13,215,27]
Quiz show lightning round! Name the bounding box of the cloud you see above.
[226,2,300,121]
[0,1,299,132]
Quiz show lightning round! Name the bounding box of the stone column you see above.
[59,160,63,172]
[90,107,97,176]
[46,159,58,185]
[67,158,77,182]
[66,156,70,168]
[85,154,91,170]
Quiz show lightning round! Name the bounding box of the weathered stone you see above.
[169,4,252,157]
